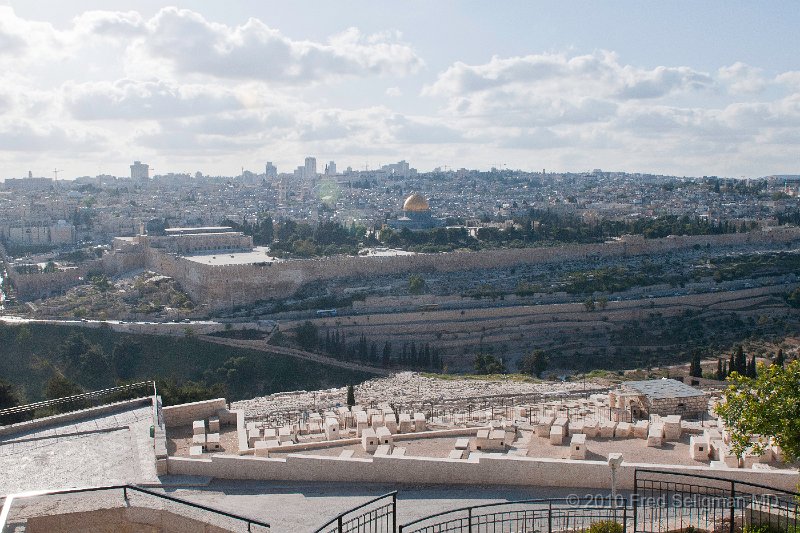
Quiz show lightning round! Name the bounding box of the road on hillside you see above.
[197,335,392,376]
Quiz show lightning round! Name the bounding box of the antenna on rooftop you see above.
[53,168,62,181]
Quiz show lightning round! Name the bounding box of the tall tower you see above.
[304,157,317,179]
[265,162,278,179]
[130,161,149,180]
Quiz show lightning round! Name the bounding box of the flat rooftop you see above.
[163,226,236,235]
[622,379,706,400]
[182,246,283,265]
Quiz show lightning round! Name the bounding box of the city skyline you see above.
[1,2,800,178]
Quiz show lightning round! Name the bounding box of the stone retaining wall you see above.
[167,452,800,492]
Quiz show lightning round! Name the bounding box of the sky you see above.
[1,1,799,179]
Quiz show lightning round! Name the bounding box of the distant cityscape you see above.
[1,158,799,250]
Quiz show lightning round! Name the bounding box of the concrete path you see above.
[160,479,614,532]
[0,404,159,494]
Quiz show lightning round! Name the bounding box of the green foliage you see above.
[44,373,88,413]
[295,321,319,351]
[519,350,548,377]
[474,353,505,374]
[787,288,800,309]
[0,323,371,403]
[0,379,29,424]
[156,379,225,407]
[346,384,355,408]
[408,274,426,295]
[689,351,702,378]
[587,520,625,533]
[715,360,800,462]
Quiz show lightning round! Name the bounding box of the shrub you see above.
[587,520,624,533]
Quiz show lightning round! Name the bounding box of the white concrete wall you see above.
[162,398,227,428]
[167,453,799,492]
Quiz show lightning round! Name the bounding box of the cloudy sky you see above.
[1,1,799,179]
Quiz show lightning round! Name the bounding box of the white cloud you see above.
[72,10,147,38]
[63,80,243,120]
[137,8,422,84]
[718,62,766,94]
[0,119,106,153]
[425,51,714,102]
[386,87,402,97]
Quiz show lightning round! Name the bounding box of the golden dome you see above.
[402,193,429,212]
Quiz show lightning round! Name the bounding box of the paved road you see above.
[197,335,391,376]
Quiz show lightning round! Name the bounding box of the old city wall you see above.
[7,227,799,305]
[144,227,800,310]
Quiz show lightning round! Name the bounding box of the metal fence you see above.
[313,492,397,533]
[0,484,270,532]
[0,381,156,425]
[399,499,632,533]
[633,468,800,533]
[396,469,799,533]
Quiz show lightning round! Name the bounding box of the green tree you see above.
[519,350,548,377]
[734,345,746,374]
[408,274,426,295]
[0,379,29,424]
[715,360,800,462]
[295,321,319,351]
[346,384,356,409]
[583,298,595,311]
[775,349,785,368]
[689,351,702,378]
[716,359,725,381]
[44,373,88,413]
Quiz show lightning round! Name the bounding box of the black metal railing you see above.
[0,381,156,425]
[0,483,270,532]
[633,468,800,533]
[313,491,397,533]
[397,469,799,533]
[399,498,633,533]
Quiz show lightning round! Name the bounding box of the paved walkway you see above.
[161,480,612,532]
[0,404,159,494]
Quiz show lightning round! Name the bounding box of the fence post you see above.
[623,502,628,532]
[392,492,397,533]
[338,514,343,533]
[123,486,128,504]
[632,470,638,533]
[548,500,553,533]
[729,480,736,533]
[468,507,473,533]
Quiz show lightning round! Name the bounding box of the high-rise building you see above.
[265,162,278,179]
[304,157,317,179]
[130,161,149,180]
[324,161,337,176]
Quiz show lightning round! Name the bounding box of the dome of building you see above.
[402,193,430,212]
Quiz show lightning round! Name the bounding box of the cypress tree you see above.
[775,349,785,368]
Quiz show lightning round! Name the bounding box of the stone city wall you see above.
[167,452,800,492]
[144,227,800,310]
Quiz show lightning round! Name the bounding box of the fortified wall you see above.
[145,227,800,311]
[5,226,800,306]
[3,240,146,301]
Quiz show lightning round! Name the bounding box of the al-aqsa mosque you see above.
[389,192,444,230]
